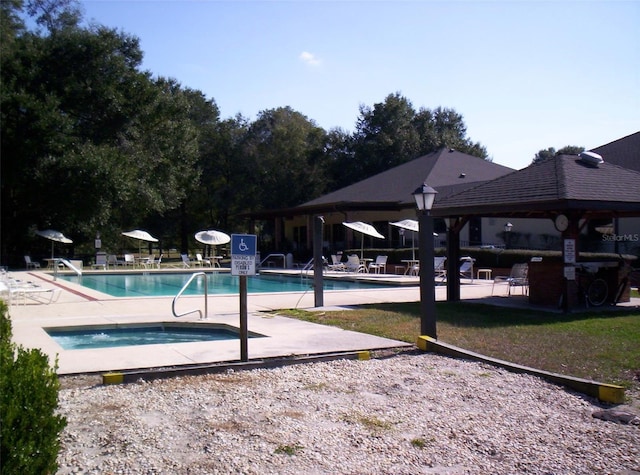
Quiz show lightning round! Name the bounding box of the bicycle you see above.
[575,264,609,307]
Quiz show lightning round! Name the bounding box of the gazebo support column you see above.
[561,217,581,312]
[446,217,465,302]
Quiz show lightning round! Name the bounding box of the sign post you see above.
[231,234,257,362]
[313,216,324,307]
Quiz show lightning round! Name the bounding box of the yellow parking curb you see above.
[103,372,124,385]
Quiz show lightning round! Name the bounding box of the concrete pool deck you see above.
[6,269,639,376]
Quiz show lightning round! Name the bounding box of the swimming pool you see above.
[47,323,265,349]
[57,272,385,297]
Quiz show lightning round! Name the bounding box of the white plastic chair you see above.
[24,256,41,270]
[143,254,161,269]
[123,254,135,267]
[345,255,366,273]
[327,255,346,272]
[92,253,107,270]
[368,255,388,274]
[196,253,212,267]
[107,254,124,268]
[492,263,529,296]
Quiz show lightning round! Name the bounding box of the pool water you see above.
[58,272,384,297]
[47,323,263,349]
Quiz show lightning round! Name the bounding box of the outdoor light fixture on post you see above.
[504,222,513,249]
[413,183,438,339]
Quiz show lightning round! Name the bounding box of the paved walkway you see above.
[6,269,638,375]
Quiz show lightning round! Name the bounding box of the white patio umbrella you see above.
[194,230,231,246]
[342,221,385,259]
[390,219,439,260]
[195,230,231,264]
[36,229,73,259]
[122,229,158,256]
[390,219,419,260]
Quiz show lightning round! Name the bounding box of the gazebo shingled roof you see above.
[242,148,514,219]
[431,154,640,219]
[303,147,514,209]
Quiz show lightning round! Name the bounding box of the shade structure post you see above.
[313,215,324,307]
[413,183,438,339]
[418,210,437,338]
[446,223,461,302]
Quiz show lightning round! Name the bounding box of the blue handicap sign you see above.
[231,234,256,256]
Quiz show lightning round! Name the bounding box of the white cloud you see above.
[299,51,322,67]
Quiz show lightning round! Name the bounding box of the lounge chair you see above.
[4,278,61,305]
[24,256,41,270]
[459,257,474,281]
[434,256,447,280]
[107,254,124,268]
[181,254,192,268]
[492,263,529,296]
[345,255,366,273]
[327,255,346,272]
[195,253,212,267]
[92,253,108,270]
[368,255,388,274]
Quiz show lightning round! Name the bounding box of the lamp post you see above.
[413,183,438,339]
[504,222,513,249]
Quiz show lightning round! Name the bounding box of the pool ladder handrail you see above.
[258,253,286,269]
[172,271,208,320]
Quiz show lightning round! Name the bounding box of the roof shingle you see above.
[432,154,640,217]
[301,148,514,208]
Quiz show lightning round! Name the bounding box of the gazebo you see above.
[431,153,640,311]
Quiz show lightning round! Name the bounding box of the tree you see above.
[243,107,329,211]
[352,92,421,179]
[26,0,81,32]
[1,2,201,262]
[159,87,223,252]
[414,106,487,159]
[349,93,489,183]
[192,114,250,232]
[324,127,355,190]
[532,145,585,165]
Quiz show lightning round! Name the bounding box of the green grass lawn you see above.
[280,302,640,391]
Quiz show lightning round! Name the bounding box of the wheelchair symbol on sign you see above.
[238,239,249,252]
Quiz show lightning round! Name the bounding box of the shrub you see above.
[0,301,66,475]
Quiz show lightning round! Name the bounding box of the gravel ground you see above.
[56,352,639,475]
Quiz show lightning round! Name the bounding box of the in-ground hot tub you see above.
[45,322,266,350]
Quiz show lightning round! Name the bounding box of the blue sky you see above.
[78,0,638,170]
